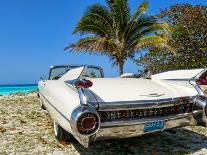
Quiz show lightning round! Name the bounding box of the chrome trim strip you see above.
[66,78,89,105]
[65,77,88,105]
[94,97,194,111]
[65,65,102,106]
[195,68,207,79]
[39,92,71,123]
[192,83,205,96]
[162,79,191,81]
[78,88,88,105]
[194,96,207,110]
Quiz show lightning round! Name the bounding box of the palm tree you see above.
[65,0,170,75]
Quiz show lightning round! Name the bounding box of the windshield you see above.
[49,66,81,80]
[82,66,103,78]
[49,65,104,80]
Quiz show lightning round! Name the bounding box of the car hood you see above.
[87,78,197,109]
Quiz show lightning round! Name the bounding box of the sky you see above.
[0,0,206,84]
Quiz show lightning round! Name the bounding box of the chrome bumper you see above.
[72,95,207,148]
[94,111,202,141]
[78,110,203,148]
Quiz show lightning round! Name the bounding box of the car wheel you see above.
[39,98,46,110]
[53,122,72,142]
[194,112,207,127]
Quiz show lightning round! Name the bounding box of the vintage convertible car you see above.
[38,64,207,148]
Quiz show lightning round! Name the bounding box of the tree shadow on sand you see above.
[71,127,207,155]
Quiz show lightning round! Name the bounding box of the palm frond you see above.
[125,15,156,40]
[73,4,113,36]
[133,35,166,49]
[66,0,172,75]
[129,1,148,24]
[85,4,114,32]
[109,0,130,32]
[124,2,149,41]
[132,35,175,54]
[140,22,171,35]
[66,37,117,55]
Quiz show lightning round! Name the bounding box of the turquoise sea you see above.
[0,84,38,95]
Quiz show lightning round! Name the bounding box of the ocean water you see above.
[0,84,38,95]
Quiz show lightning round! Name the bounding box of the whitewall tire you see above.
[53,122,72,142]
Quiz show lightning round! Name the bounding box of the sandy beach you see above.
[0,93,207,155]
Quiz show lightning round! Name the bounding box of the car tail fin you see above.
[59,67,84,81]
[151,69,206,81]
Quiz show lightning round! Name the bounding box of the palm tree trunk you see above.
[118,62,124,76]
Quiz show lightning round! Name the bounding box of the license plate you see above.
[144,121,164,132]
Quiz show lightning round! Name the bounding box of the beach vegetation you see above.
[136,4,207,73]
[65,0,171,75]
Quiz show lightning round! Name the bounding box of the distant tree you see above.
[137,4,207,74]
[90,71,97,78]
[65,0,170,75]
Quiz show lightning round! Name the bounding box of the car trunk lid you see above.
[88,78,197,110]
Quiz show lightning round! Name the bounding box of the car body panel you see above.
[88,78,198,103]
[38,65,207,148]
[38,80,80,134]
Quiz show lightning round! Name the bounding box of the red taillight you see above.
[197,79,207,85]
[99,111,109,121]
[118,111,128,119]
[75,79,93,88]
[82,117,96,130]
[84,80,93,88]
[132,110,140,117]
[77,113,99,134]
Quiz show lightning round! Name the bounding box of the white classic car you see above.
[38,65,207,148]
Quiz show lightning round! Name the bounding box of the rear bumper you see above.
[79,110,203,148]
[94,111,201,141]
